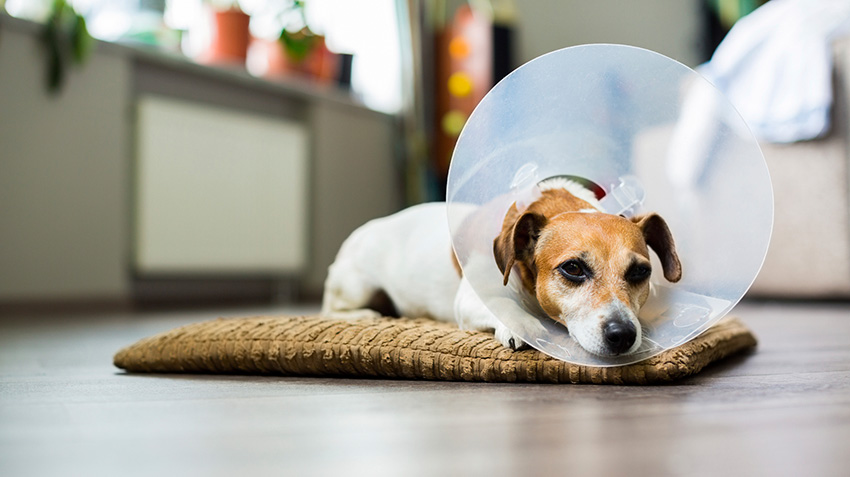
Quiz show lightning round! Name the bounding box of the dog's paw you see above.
[495,324,528,351]
[323,309,382,321]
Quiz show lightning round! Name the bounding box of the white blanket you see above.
[699,0,850,143]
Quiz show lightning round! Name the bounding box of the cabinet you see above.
[0,16,401,303]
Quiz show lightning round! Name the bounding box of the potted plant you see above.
[203,0,251,64]
[40,0,93,93]
[277,1,337,83]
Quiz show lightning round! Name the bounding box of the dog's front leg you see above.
[454,277,527,350]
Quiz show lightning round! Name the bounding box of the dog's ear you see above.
[493,210,548,286]
[632,213,682,283]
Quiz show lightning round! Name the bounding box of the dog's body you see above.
[322,178,682,356]
[321,202,460,323]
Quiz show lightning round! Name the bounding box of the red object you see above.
[252,35,339,86]
[287,36,339,85]
[207,8,251,64]
[434,5,493,185]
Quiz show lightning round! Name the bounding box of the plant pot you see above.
[282,34,339,85]
[205,8,251,64]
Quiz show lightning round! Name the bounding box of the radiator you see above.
[134,95,308,275]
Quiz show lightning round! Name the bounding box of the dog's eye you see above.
[626,264,652,283]
[558,260,588,283]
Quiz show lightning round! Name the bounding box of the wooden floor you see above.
[1,300,849,477]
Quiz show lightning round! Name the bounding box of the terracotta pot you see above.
[255,34,339,85]
[207,8,251,64]
[295,36,339,85]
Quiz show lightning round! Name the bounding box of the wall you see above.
[307,101,401,291]
[0,26,131,301]
[515,0,705,68]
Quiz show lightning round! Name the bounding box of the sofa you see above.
[749,35,850,298]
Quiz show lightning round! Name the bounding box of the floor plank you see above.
[1,300,849,477]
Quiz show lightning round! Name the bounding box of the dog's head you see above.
[493,198,682,357]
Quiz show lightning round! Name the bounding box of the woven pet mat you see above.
[114,315,756,384]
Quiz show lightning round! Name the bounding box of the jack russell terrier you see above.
[321,177,682,357]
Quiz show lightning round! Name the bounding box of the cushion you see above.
[113,315,756,385]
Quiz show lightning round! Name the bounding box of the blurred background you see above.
[1,0,848,310]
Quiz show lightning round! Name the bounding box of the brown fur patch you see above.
[493,190,598,291]
[630,213,682,283]
[494,190,597,288]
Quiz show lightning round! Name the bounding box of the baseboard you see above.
[131,276,302,309]
[0,296,133,317]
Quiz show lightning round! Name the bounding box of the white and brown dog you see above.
[321,178,682,357]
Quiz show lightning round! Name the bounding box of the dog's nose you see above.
[603,320,637,354]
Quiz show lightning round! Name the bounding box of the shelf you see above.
[0,12,390,118]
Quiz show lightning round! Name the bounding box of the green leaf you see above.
[42,17,64,92]
[71,14,93,63]
[280,27,316,63]
[47,34,64,92]
[40,0,92,93]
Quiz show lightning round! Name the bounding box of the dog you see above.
[321,177,682,357]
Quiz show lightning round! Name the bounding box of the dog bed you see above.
[113,315,756,384]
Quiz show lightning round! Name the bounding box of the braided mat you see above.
[114,315,756,384]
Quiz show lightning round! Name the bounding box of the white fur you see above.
[322,203,455,321]
[454,275,523,347]
[542,277,642,356]
[322,202,523,348]
[322,180,636,354]
[537,177,603,210]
